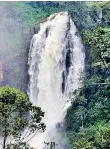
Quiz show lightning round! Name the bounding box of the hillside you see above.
[0,2,110,149]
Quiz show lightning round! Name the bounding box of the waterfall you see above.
[28,12,85,149]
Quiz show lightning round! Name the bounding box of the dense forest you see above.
[66,27,110,149]
[0,1,110,149]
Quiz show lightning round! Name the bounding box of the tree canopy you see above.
[0,86,46,149]
[84,27,110,70]
[66,26,110,149]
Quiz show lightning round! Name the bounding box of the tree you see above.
[44,141,58,149]
[84,27,110,70]
[74,122,110,149]
[65,76,110,149]
[0,86,46,149]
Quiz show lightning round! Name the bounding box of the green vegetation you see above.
[1,1,110,92]
[66,75,110,147]
[15,1,110,30]
[66,19,110,149]
[74,122,110,149]
[0,2,110,149]
[16,2,61,28]
[84,27,110,69]
[15,1,99,29]
[66,68,110,148]
[86,1,110,27]
[0,86,45,149]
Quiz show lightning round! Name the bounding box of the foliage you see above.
[66,26,110,149]
[15,1,98,30]
[0,2,110,149]
[44,142,57,149]
[0,86,45,149]
[6,142,34,149]
[85,1,110,27]
[66,75,110,148]
[0,1,110,92]
[16,2,62,28]
[16,1,110,30]
[84,27,110,70]
[74,122,110,149]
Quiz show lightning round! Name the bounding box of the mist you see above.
[0,2,31,92]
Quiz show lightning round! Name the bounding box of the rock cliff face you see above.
[0,3,38,92]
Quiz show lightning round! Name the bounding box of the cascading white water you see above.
[28,12,85,149]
